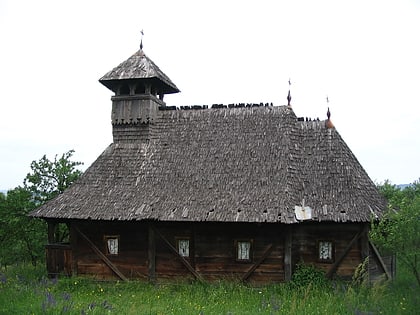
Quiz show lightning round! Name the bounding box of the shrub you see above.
[291,262,330,288]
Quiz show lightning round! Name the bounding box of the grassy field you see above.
[0,263,418,315]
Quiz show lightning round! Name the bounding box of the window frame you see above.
[176,237,191,258]
[317,240,334,263]
[235,239,253,262]
[104,235,120,256]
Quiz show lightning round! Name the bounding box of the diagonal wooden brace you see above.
[326,230,362,279]
[242,243,274,281]
[74,226,128,282]
[153,227,204,282]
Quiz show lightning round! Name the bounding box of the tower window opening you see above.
[135,84,145,94]
[119,84,130,95]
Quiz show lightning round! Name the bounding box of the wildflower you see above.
[62,302,73,313]
[102,300,113,310]
[62,292,71,301]
[45,291,56,306]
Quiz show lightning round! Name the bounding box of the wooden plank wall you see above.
[70,221,286,283]
[293,223,364,279]
[69,221,366,282]
[72,221,149,280]
[45,243,72,277]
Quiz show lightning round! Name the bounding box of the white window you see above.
[318,240,333,262]
[177,239,190,257]
[236,240,252,261]
[105,236,119,255]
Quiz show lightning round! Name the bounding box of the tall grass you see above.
[0,263,418,315]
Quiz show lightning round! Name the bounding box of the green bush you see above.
[291,262,331,288]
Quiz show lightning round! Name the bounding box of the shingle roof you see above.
[99,50,180,94]
[30,105,386,223]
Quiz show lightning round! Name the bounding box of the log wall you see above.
[292,223,366,279]
[66,221,367,282]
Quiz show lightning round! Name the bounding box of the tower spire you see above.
[287,78,292,107]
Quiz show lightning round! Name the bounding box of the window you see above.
[235,240,252,262]
[318,240,334,262]
[176,238,190,257]
[104,235,119,255]
[119,84,130,96]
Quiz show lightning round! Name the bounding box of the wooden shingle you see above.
[30,106,386,223]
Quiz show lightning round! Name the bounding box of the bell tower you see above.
[99,40,179,143]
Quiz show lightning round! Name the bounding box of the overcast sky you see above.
[1,0,419,190]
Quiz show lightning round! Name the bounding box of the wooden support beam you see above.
[284,226,292,281]
[369,240,392,280]
[74,227,128,282]
[148,223,156,282]
[153,227,204,282]
[47,221,57,244]
[242,243,274,281]
[326,230,362,279]
[69,223,78,276]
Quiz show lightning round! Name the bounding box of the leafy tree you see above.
[0,150,83,267]
[24,150,83,204]
[371,179,420,287]
[0,187,45,267]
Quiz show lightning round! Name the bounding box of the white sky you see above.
[1,0,419,190]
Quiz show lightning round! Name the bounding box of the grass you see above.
[0,263,419,315]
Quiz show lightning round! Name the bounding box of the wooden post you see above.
[69,223,78,276]
[47,221,57,244]
[148,223,156,282]
[284,226,292,281]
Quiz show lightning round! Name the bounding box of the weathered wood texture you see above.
[66,221,286,283]
[45,243,72,277]
[368,241,396,281]
[73,221,149,280]
[44,221,374,282]
[31,106,386,225]
[292,223,365,279]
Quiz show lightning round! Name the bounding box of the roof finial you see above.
[287,78,292,107]
[326,106,334,128]
[140,29,144,50]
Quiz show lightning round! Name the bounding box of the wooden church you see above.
[30,40,391,284]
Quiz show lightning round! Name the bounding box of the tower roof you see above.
[99,49,180,94]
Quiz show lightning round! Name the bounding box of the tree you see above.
[24,150,83,204]
[371,179,420,287]
[0,150,83,267]
[0,187,45,267]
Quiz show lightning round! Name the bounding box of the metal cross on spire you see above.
[287,78,292,107]
[140,29,144,50]
[326,96,331,119]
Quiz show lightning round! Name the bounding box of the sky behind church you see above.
[1,0,419,190]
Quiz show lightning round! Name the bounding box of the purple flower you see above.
[62,292,71,301]
[45,291,56,306]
